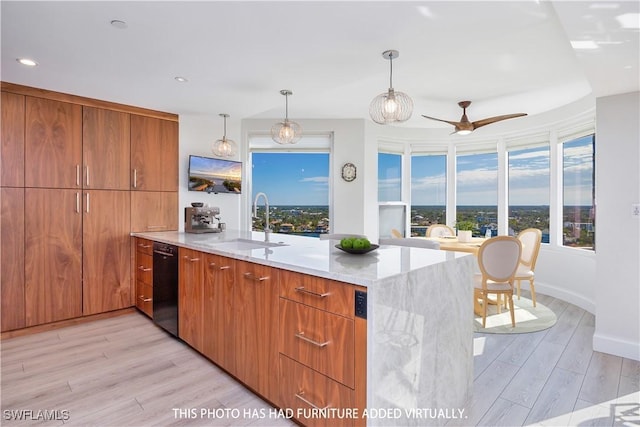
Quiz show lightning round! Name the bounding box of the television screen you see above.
[188,155,242,193]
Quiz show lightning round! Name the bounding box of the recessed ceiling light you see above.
[17,58,38,67]
[110,19,127,29]
[570,40,599,50]
[174,76,188,83]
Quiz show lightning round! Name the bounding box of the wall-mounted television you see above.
[188,155,242,193]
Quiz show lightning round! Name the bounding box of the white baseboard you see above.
[593,332,640,361]
[524,280,596,314]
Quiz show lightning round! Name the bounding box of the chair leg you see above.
[497,294,502,314]
[516,279,521,300]
[508,293,516,327]
[482,293,488,328]
[530,279,537,307]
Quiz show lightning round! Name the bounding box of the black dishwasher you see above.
[153,242,179,337]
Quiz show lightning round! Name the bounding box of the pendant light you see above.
[271,89,302,145]
[369,50,413,124]
[212,113,237,157]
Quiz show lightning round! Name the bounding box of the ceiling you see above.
[2,1,638,129]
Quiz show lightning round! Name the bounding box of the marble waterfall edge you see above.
[367,253,475,426]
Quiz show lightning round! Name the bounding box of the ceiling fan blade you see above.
[421,115,462,127]
[472,113,527,129]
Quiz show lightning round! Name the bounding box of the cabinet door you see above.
[130,115,178,191]
[82,107,130,190]
[234,261,280,401]
[1,91,25,187]
[1,188,25,331]
[179,247,204,352]
[279,299,355,388]
[279,355,355,427]
[82,190,131,315]
[25,188,82,326]
[130,191,178,232]
[203,253,235,369]
[25,97,82,189]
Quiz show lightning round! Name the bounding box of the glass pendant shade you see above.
[272,90,302,145]
[369,50,413,124]
[212,114,237,157]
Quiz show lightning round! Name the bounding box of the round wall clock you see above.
[341,162,357,182]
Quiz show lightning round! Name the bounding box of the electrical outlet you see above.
[633,204,640,217]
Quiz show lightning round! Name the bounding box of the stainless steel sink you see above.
[209,238,287,251]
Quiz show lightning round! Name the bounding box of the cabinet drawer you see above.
[135,238,153,255]
[136,281,153,318]
[280,270,354,318]
[279,298,354,388]
[135,252,152,285]
[280,355,355,427]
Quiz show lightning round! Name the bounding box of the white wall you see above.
[178,114,242,231]
[240,118,370,236]
[593,92,640,361]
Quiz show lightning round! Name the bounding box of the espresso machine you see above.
[185,204,222,233]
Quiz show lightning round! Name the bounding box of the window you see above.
[508,145,550,242]
[378,152,402,202]
[456,151,498,236]
[562,134,595,249]
[249,135,330,237]
[411,154,446,236]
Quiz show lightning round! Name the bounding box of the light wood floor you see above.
[1,293,638,427]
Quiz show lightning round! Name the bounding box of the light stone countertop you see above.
[131,230,470,287]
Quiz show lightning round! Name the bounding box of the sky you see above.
[251,152,329,205]
[251,135,593,206]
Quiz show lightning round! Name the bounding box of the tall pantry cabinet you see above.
[0,83,179,332]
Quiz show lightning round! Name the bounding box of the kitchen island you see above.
[133,230,475,427]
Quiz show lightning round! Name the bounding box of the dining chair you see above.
[391,228,403,238]
[474,236,522,328]
[379,237,440,250]
[426,224,455,237]
[319,233,367,240]
[514,228,542,307]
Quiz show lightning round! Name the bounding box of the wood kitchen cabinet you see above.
[1,91,25,187]
[278,270,366,427]
[1,188,25,331]
[130,191,178,232]
[202,253,236,369]
[130,115,178,192]
[82,107,130,190]
[24,188,82,326]
[134,238,153,318]
[25,96,82,189]
[234,260,280,403]
[1,82,179,331]
[179,247,205,353]
[82,190,131,315]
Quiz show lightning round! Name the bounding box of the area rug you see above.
[473,296,557,334]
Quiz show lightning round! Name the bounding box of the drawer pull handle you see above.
[295,286,329,298]
[295,392,328,410]
[138,266,152,272]
[147,225,167,230]
[219,265,231,270]
[185,257,200,262]
[244,272,269,282]
[138,243,151,249]
[138,295,152,302]
[295,332,329,348]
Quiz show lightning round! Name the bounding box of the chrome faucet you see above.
[253,192,270,242]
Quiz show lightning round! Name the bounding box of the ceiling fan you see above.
[422,101,527,135]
